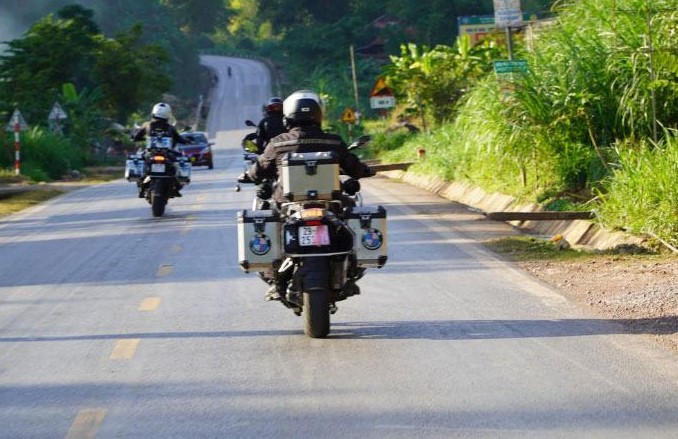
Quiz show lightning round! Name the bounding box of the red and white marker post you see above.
[13,121,20,175]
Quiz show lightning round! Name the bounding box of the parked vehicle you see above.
[236,136,387,338]
[179,131,214,169]
[125,136,191,217]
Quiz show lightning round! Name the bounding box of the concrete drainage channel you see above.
[375,165,648,252]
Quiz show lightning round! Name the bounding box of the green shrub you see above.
[596,134,678,245]
[2,128,85,181]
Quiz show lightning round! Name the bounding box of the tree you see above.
[385,36,503,126]
[94,24,171,122]
[0,5,172,127]
[0,4,101,121]
[161,0,228,38]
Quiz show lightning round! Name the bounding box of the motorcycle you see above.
[236,135,387,338]
[125,136,191,217]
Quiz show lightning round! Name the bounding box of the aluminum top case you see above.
[281,151,341,202]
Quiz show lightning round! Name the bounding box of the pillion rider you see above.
[239,90,374,206]
[237,89,375,301]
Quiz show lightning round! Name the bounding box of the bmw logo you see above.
[250,234,271,255]
[362,229,383,250]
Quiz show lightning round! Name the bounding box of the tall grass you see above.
[376,0,678,208]
[596,133,678,246]
[1,128,85,181]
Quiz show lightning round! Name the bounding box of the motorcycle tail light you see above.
[153,155,166,162]
[304,220,323,226]
[300,208,324,220]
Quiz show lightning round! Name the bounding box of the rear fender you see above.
[297,257,330,292]
[151,178,169,197]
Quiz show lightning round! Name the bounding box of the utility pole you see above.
[195,94,204,131]
[350,45,360,123]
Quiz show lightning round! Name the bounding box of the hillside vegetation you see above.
[376,0,678,248]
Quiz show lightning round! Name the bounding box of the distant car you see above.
[179,131,214,169]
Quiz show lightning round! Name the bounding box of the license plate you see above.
[299,225,330,246]
[151,163,166,173]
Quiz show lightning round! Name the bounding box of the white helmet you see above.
[151,102,172,120]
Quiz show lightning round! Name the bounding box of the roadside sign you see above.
[370,77,393,97]
[493,0,523,28]
[369,77,395,109]
[493,60,528,74]
[370,96,396,109]
[48,102,68,120]
[5,108,28,131]
[341,107,357,124]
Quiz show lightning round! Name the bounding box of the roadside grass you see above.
[485,235,663,263]
[0,189,65,217]
[81,166,123,183]
[0,170,28,184]
[484,236,597,262]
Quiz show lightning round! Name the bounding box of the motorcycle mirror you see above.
[243,140,258,153]
[348,135,372,151]
[245,120,256,127]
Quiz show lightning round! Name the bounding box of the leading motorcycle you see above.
[125,136,191,217]
[237,135,387,338]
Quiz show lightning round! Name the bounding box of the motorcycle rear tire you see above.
[151,191,166,217]
[303,288,330,338]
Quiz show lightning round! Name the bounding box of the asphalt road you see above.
[200,55,273,135]
[0,57,677,438]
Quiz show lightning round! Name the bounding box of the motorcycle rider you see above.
[255,96,286,154]
[238,89,375,301]
[132,102,189,198]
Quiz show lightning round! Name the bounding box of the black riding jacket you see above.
[255,113,286,153]
[132,119,187,149]
[247,124,373,203]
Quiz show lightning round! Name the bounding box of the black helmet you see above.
[265,97,283,114]
[283,90,322,126]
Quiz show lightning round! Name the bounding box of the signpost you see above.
[493,0,523,60]
[341,107,357,139]
[5,109,28,176]
[48,102,68,133]
[493,0,524,28]
[493,60,528,74]
[369,77,395,115]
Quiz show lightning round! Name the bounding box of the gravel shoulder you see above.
[500,249,678,352]
[380,169,678,354]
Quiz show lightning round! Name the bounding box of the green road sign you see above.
[493,60,528,74]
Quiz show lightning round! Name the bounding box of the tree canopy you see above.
[0,4,171,125]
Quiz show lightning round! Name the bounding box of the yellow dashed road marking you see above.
[110,339,140,360]
[65,408,107,439]
[138,297,161,311]
[156,264,173,277]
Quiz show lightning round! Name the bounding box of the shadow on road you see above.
[0,317,674,343]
